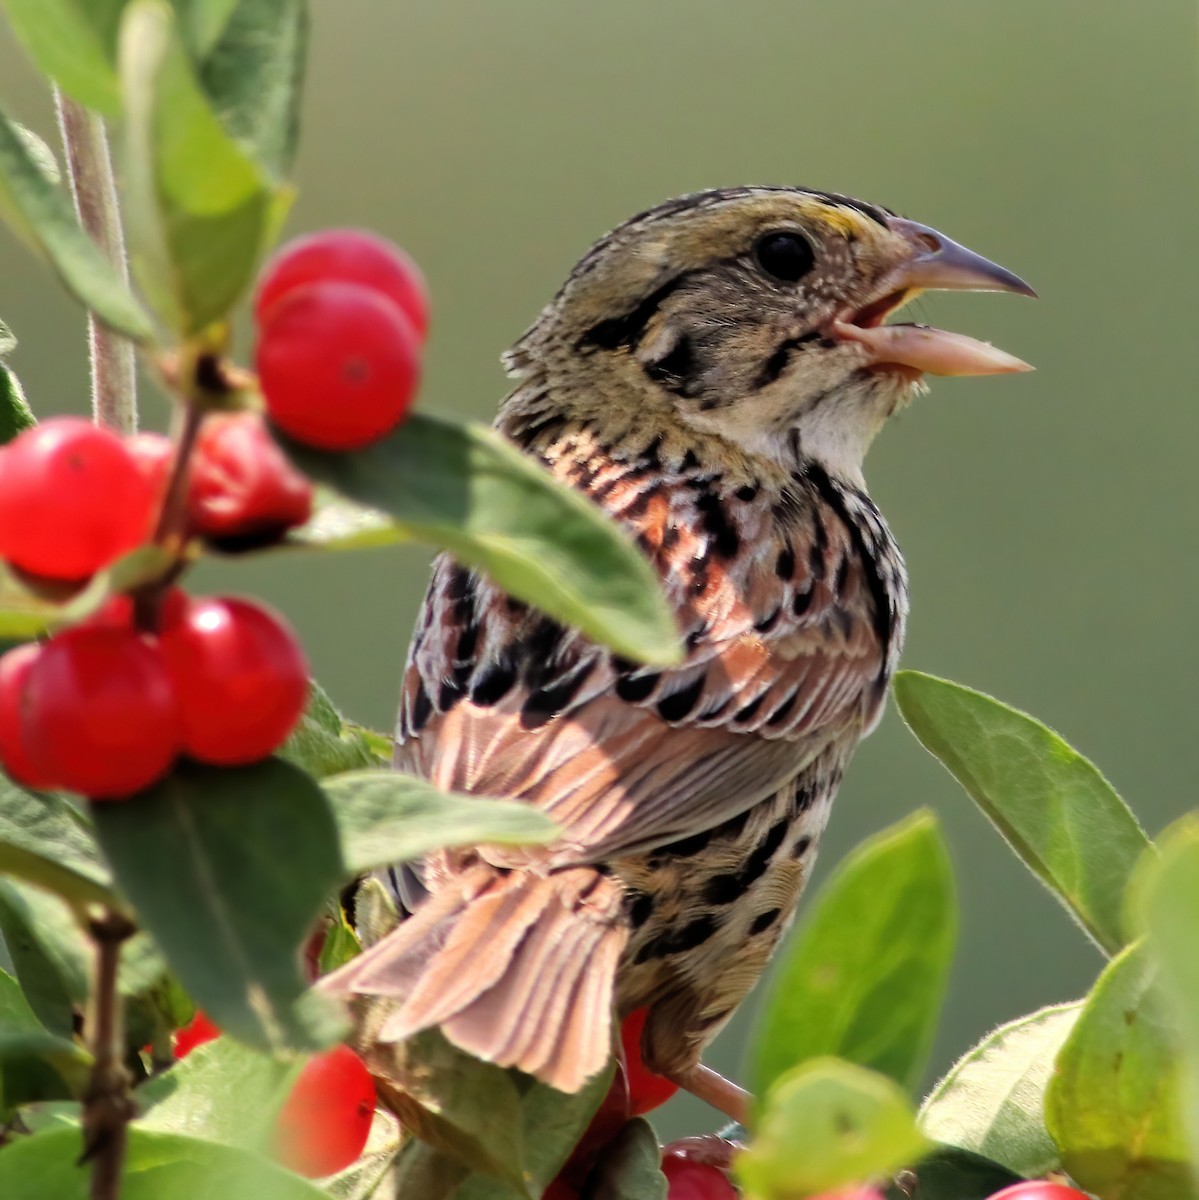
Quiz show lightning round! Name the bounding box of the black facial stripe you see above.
[754,331,826,390]
[644,334,698,397]
[576,273,694,352]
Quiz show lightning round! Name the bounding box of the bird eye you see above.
[754,232,815,283]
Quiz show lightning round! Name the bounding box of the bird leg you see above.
[668,1062,751,1127]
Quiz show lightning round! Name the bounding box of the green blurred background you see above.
[1,0,1196,1138]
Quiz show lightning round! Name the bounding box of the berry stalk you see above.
[53,91,138,436]
[80,909,137,1200]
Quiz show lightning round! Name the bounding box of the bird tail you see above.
[321,865,628,1093]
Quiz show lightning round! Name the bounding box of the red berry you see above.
[621,1007,680,1115]
[661,1148,739,1199]
[0,643,55,790]
[255,229,429,341]
[189,413,313,546]
[174,1010,220,1058]
[256,282,421,451]
[273,1044,376,1178]
[159,596,308,765]
[0,419,154,580]
[988,1185,1090,1200]
[126,432,173,508]
[22,625,179,798]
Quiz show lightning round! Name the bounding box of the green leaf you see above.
[285,491,406,553]
[751,810,956,1099]
[919,1002,1080,1177]
[91,758,346,1054]
[317,913,361,974]
[0,317,17,356]
[0,968,91,1113]
[118,0,282,334]
[882,1147,1023,1200]
[0,107,156,341]
[0,779,116,910]
[0,362,35,444]
[893,670,1152,956]
[0,0,126,113]
[454,1064,617,1199]
[1045,944,1191,1200]
[137,1035,301,1152]
[277,413,682,666]
[323,1106,403,1199]
[578,1119,668,1200]
[736,1058,929,1198]
[176,0,240,55]
[362,1027,528,1188]
[0,546,174,642]
[1133,818,1199,1183]
[360,1011,617,1195]
[201,0,308,179]
[0,879,90,1034]
[279,682,388,780]
[0,1126,329,1200]
[324,769,560,874]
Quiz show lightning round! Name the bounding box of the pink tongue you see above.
[830,321,1032,377]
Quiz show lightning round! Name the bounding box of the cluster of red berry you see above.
[255,229,428,450]
[0,231,427,799]
[170,1011,376,1178]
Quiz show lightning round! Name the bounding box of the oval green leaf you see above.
[0,779,115,910]
[277,413,682,666]
[1133,817,1199,1180]
[91,758,346,1054]
[0,0,125,114]
[1045,943,1190,1200]
[118,0,282,333]
[0,1125,328,1200]
[881,1147,1023,1200]
[137,1035,301,1152]
[737,1057,929,1198]
[199,0,308,179]
[0,107,155,341]
[920,1002,1080,1177]
[323,769,559,874]
[0,968,92,1113]
[751,810,956,1100]
[0,362,35,445]
[893,670,1152,956]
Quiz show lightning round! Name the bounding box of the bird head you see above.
[505,186,1034,481]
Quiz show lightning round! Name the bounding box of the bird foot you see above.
[667,1062,750,1127]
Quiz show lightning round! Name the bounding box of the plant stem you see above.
[53,90,138,435]
[81,909,136,1200]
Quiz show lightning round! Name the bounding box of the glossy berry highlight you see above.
[255,228,430,340]
[273,1044,376,1177]
[160,595,308,765]
[21,625,179,798]
[0,418,155,580]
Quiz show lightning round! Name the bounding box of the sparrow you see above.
[323,186,1033,1118]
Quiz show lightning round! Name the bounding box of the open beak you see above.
[830,218,1036,377]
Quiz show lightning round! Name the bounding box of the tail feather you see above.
[322,865,628,1092]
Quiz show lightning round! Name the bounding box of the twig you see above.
[80,909,137,1200]
[53,90,138,434]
